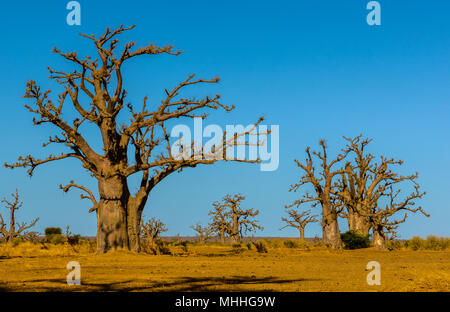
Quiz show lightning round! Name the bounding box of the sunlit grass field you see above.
[0,240,449,292]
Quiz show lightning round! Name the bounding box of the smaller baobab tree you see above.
[288,139,349,249]
[140,217,167,250]
[214,194,263,243]
[190,222,213,244]
[280,209,318,241]
[368,185,428,250]
[0,190,39,243]
[208,202,229,244]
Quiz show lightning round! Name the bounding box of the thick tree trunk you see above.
[322,202,342,249]
[220,229,225,244]
[96,176,130,253]
[299,228,305,241]
[348,208,370,236]
[231,216,240,243]
[127,193,148,252]
[373,227,386,250]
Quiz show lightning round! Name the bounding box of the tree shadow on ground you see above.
[0,276,321,292]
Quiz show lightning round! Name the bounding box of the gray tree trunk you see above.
[96,176,130,253]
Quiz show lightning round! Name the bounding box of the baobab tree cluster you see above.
[284,135,428,250]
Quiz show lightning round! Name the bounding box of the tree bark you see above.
[373,226,386,250]
[299,228,305,241]
[347,207,370,236]
[220,230,225,245]
[96,176,130,253]
[127,193,148,252]
[231,215,240,243]
[322,201,342,249]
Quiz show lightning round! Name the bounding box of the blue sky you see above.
[0,1,449,239]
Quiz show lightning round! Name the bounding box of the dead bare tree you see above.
[332,136,375,235]
[5,25,265,253]
[0,190,39,243]
[213,194,263,243]
[280,209,318,241]
[368,184,427,250]
[333,135,428,248]
[140,217,168,249]
[208,201,229,244]
[190,222,213,244]
[288,140,348,249]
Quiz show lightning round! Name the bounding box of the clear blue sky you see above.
[0,1,449,239]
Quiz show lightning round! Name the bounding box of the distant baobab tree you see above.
[0,190,39,243]
[5,25,264,253]
[213,194,263,243]
[140,217,168,249]
[288,140,349,249]
[208,201,229,244]
[280,209,318,241]
[190,222,213,244]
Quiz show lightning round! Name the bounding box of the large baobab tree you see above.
[333,136,374,235]
[208,201,230,244]
[5,25,264,253]
[190,222,213,244]
[280,209,318,241]
[213,194,263,243]
[334,135,428,245]
[288,140,348,249]
[0,190,39,243]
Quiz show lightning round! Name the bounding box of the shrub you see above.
[252,240,268,253]
[283,240,299,249]
[424,235,450,251]
[11,237,22,247]
[386,240,404,251]
[152,240,171,255]
[406,236,424,251]
[44,234,65,245]
[406,236,450,251]
[340,230,371,249]
[269,240,281,249]
[67,234,81,246]
[45,227,62,236]
[230,243,245,254]
[246,242,253,250]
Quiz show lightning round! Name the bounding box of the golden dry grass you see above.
[0,242,449,292]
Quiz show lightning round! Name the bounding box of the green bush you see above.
[44,234,65,245]
[252,240,268,253]
[283,240,299,248]
[340,230,371,249]
[45,227,62,236]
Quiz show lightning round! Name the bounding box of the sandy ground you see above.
[0,243,449,292]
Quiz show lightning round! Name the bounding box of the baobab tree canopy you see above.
[5,25,264,253]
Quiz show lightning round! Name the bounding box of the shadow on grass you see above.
[0,276,321,292]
